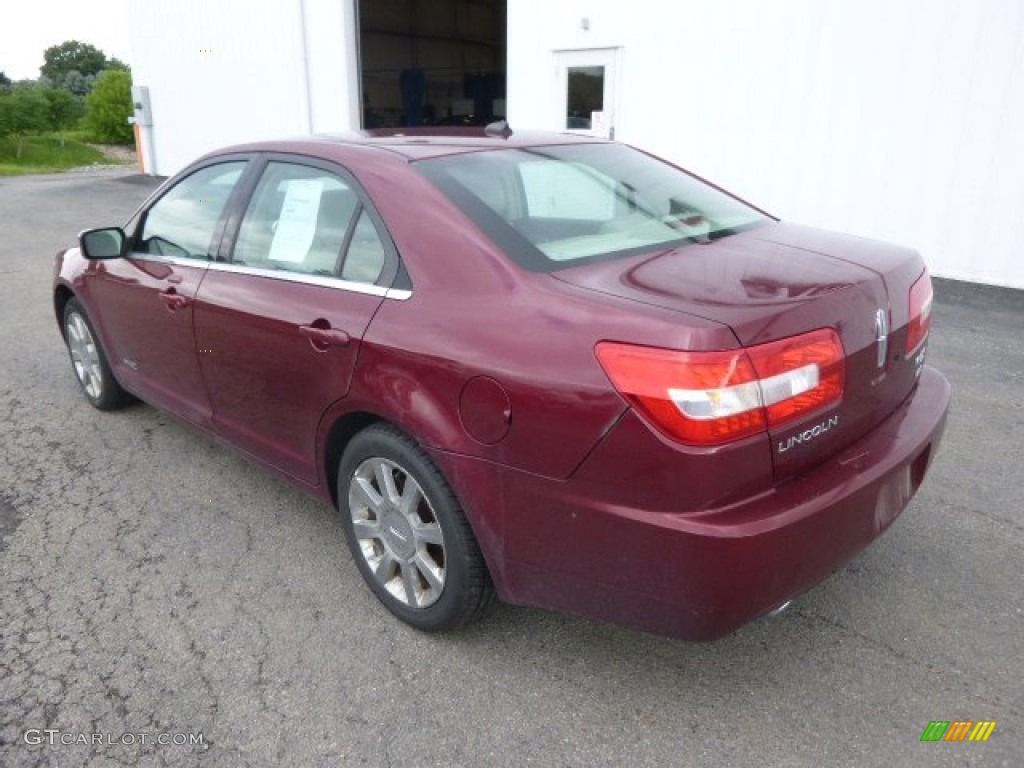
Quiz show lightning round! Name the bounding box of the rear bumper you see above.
[441,365,951,641]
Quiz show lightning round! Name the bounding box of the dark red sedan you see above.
[53,128,950,640]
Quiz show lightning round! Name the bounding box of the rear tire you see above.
[337,424,495,631]
[63,298,130,411]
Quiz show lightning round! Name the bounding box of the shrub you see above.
[0,85,50,157]
[42,87,83,145]
[82,69,133,144]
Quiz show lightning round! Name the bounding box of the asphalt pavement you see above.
[0,170,1021,767]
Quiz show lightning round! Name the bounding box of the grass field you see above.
[0,134,124,175]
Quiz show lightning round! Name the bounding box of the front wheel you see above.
[62,298,131,411]
[338,424,495,631]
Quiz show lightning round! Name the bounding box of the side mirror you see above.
[79,227,126,260]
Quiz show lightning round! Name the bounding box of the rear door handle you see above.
[299,324,351,348]
[159,289,191,311]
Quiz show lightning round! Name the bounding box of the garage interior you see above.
[357,0,506,128]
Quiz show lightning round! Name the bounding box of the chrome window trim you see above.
[205,261,390,297]
[126,253,412,300]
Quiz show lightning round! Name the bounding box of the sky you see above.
[0,0,131,81]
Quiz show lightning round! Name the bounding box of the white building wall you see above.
[126,0,359,176]
[509,0,1024,289]
[301,0,361,134]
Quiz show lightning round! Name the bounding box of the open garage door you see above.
[357,0,506,128]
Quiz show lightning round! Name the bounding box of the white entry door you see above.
[555,48,619,139]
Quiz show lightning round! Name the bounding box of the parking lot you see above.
[1,170,1021,767]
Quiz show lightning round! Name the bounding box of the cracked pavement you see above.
[1,170,1021,767]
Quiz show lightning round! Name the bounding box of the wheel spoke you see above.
[412,521,443,546]
[400,561,420,606]
[67,322,82,346]
[373,550,397,585]
[352,517,382,541]
[374,460,400,504]
[413,552,443,593]
[351,475,383,513]
[399,478,422,517]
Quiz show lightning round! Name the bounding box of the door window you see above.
[566,66,604,130]
[138,162,245,259]
[341,210,387,284]
[234,162,386,284]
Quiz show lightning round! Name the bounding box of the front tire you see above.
[338,424,494,631]
[63,298,130,411]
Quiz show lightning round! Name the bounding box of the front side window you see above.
[233,162,386,284]
[138,162,245,259]
[416,144,769,271]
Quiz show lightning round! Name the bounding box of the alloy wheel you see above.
[66,310,103,400]
[347,457,446,608]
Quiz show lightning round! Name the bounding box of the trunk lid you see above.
[554,221,929,481]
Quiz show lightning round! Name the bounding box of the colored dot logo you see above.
[921,720,997,742]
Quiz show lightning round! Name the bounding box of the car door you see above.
[193,157,399,484]
[88,160,249,426]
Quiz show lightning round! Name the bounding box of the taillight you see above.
[747,330,845,426]
[595,329,845,446]
[905,271,933,355]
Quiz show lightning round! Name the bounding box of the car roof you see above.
[218,128,610,162]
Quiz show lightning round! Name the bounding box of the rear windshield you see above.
[415,143,769,271]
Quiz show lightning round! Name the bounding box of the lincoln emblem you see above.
[875,308,889,369]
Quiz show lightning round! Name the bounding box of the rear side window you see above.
[139,162,245,259]
[341,211,386,283]
[233,161,386,284]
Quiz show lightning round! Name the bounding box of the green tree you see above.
[54,70,96,97]
[0,72,11,93]
[0,85,50,157]
[41,41,108,82]
[82,69,133,144]
[42,87,83,146]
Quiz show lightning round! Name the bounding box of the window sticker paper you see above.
[269,178,323,263]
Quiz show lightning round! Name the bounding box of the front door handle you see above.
[299,324,351,348]
[159,289,190,311]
